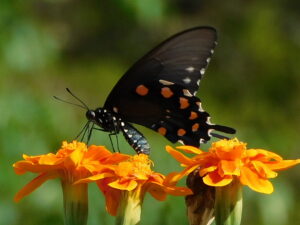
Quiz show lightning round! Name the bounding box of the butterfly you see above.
[62,26,235,155]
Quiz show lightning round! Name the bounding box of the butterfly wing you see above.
[104,26,235,147]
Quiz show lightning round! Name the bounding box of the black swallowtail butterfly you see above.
[62,26,235,155]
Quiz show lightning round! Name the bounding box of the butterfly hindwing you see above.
[132,81,233,147]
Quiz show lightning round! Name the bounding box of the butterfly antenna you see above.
[66,88,89,110]
[53,96,87,109]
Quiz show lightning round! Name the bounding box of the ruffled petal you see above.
[65,147,85,168]
[38,154,65,165]
[199,165,217,177]
[85,145,112,161]
[115,162,132,177]
[146,182,167,201]
[103,153,131,164]
[240,167,273,194]
[109,179,138,191]
[218,160,240,176]
[251,161,277,178]
[203,170,233,187]
[97,178,122,216]
[247,149,282,161]
[212,138,246,160]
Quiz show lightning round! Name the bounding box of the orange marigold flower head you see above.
[13,140,130,202]
[166,138,300,194]
[77,153,192,216]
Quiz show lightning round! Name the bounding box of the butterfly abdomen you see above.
[120,121,150,155]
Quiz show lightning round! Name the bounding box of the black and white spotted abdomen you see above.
[119,121,150,155]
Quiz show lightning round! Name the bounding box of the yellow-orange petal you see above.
[109,179,138,191]
[75,172,114,184]
[251,161,277,178]
[162,185,193,196]
[148,181,192,201]
[65,147,86,169]
[115,162,133,177]
[14,172,59,202]
[175,145,204,154]
[133,171,149,180]
[13,161,62,174]
[147,182,168,201]
[165,164,200,185]
[166,146,194,166]
[240,167,274,194]
[103,153,131,164]
[84,146,112,162]
[104,188,121,216]
[39,154,66,165]
[97,179,122,216]
[150,173,165,184]
[203,170,233,187]
[199,165,218,177]
[212,138,246,160]
[266,159,300,171]
[246,149,283,161]
[218,160,240,176]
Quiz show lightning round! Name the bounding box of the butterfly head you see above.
[85,109,97,122]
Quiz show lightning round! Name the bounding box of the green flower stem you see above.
[116,190,142,225]
[62,181,88,225]
[215,179,243,225]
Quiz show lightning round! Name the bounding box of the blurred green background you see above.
[1,0,299,224]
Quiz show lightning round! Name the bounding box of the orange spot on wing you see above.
[189,111,198,120]
[177,129,186,136]
[192,123,199,132]
[179,97,189,109]
[158,127,167,136]
[136,85,149,96]
[161,87,174,98]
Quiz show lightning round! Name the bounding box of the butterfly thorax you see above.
[86,108,119,132]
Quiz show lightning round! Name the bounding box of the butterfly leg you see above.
[80,122,91,142]
[113,123,120,152]
[86,123,95,144]
[108,132,119,152]
[114,133,120,152]
[92,127,117,150]
[75,122,90,140]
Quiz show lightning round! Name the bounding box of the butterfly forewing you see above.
[105,27,217,104]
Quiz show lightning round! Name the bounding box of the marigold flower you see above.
[76,153,192,225]
[167,138,300,225]
[14,140,130,225]
[14,140,129,201]
[166,138,300,194]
